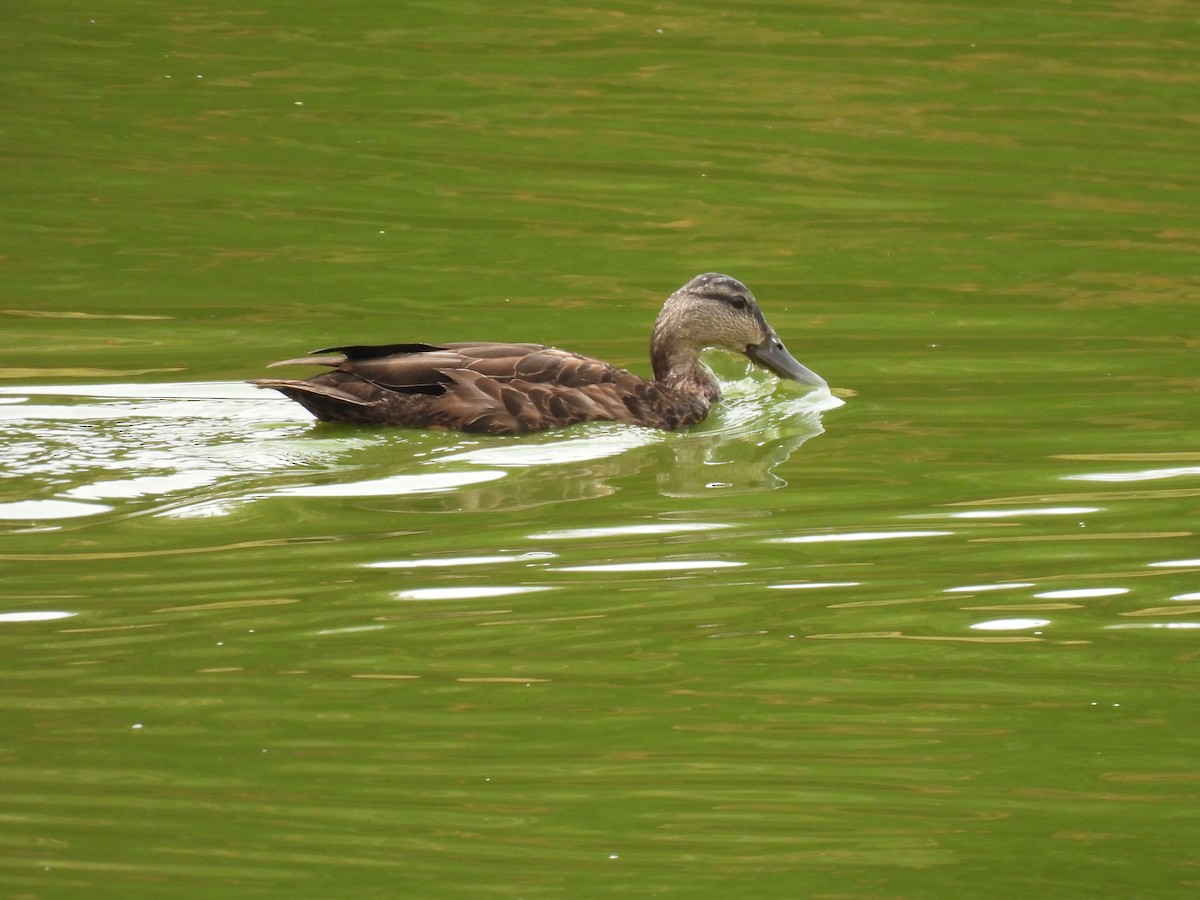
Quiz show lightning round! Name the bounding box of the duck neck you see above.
[650,327,720,404]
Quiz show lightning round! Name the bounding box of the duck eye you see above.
[729,295,748,310]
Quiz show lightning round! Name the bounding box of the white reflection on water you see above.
[945,582,1036,592]
[948,506,1099,519]
[1064,466,1200,482]
[970,618,1051,631]
[530,523,730,540]
[0,499,111,520]
[768,581,860,590]
[66,472,224,501]
[366,552,556,569]
[439,431,655,467]
[0,610,77,623]
[773,530,953,544]
[278,470,506,497]
[554,560,744,573]
[1034,588,1129,599]
[395,586,553,601]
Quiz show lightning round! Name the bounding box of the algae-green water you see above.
[2,2,1197,897]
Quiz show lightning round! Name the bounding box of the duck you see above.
[250,272,828,435]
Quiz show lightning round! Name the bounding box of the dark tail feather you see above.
[250,378,376,423]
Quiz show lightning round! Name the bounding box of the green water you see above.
[2,1,1198,897]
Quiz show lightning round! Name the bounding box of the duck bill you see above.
[746,333,828,389]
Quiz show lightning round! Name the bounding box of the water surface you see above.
[2,1,1198,897]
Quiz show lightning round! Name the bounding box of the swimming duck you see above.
[250,273,827,435]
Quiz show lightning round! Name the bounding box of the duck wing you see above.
[295,342,625,391]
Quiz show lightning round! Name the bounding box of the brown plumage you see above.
[250,273,827,435]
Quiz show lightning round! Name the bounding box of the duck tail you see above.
[250,378,377,423]
[265,354,347,368]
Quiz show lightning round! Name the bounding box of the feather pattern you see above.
[251,273,826,435]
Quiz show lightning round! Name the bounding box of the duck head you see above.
[651,273,828,390]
